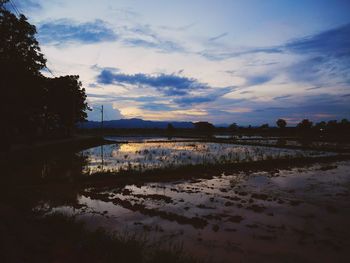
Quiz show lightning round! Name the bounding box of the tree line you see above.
[0,3,88,149]
[185,119,350,138]
[189,119,350,130]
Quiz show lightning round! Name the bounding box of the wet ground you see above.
[46,160,350,262]
[3,136,350,262]
[80,141,331,174]
[234,138,350,150]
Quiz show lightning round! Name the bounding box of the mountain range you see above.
[78,118,196,129]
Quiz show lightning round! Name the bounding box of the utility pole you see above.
[100,105,104,170]
[100,105,104,138]
[101,105,104,130]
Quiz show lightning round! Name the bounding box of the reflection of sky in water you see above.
[48,162,350,262]
[80,142,330,174]
[104,136,196,142]
[235,139,350,149]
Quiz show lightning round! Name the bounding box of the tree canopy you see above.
[276,119,287,129]
[297,119,313,129]
[0,6,88,145]
[194,121,215,131]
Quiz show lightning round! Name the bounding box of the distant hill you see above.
[78,118,195,129]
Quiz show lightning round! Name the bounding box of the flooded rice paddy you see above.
[7,136,349,262]
[47,160,350,262]
[81,141,331,174]
[234,138,350,150]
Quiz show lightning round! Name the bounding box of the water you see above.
[47,161,350,262]
[4,136,349,262]
[234,138,350,150]
[104,136,197,142]
[80,141,331,175]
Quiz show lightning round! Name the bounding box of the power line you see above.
[45,65,56,77]
[11,0,21,13]
[9,0,56,79]
[4,1,57,79]
[8,1,18,15]
[8,0,20,16]
[46,67,55,77]
[42,58,57,77]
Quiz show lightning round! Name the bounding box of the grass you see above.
[2,140,350,263]
[82,141,332,175]
[77,153,350,189]
[0,211,199,263]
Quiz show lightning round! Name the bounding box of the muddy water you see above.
[80,141,331,174]
[49,161,350,263]
[234,138,350,150]
[104,136,198,142]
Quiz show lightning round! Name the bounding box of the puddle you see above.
[80,142,331,174]
[45,161,350,262]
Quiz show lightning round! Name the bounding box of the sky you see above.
[10,0,350,125]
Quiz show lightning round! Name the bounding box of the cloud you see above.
[306,86,323,90]
[173,87,233,106]
[87,93,166,105]
[94,69,235,113]
[285,23,350,57]
[274,95,292,100]
[223,107,253,113]
[256,107,287,112]
[87,103,123,121]
[288,56,350,86]
[240,91,253,94]
[96,69,208,96]
[31,6,349,125]
[140,103,173,111]
[120,24,185,53]
[256,93,350,120]
[122,38,184,53]
[159,22,196,31]
[200,47,283,61]
[173,96,214,105]
[208,32,229,42]
[115,19,190,53]
[245,75,273,86]
[202,23,350,100]
[12,0,41,11]
[200,23,350,76]
[38,19,117,44]
[283,25,350,85]
[38,17,185,52]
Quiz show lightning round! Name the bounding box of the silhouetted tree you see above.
[314,121,326,130]
[326,120,338,130]
[297,119,313,130]
[229,123,238,131]
[194,121,215,131]
[0,6,46,142]
[339,119,350,134]
[339,119,350,132]
[276,119,287,129]
[260,123,269,129]
[45,76,88,136]
[166,123,175,132]
[0,6,88,147]
[340,118,349,125]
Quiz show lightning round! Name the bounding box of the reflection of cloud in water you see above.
[80,142,332,175]
[49,161,350,262]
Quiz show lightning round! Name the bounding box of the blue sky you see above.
[11,0,350,125]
